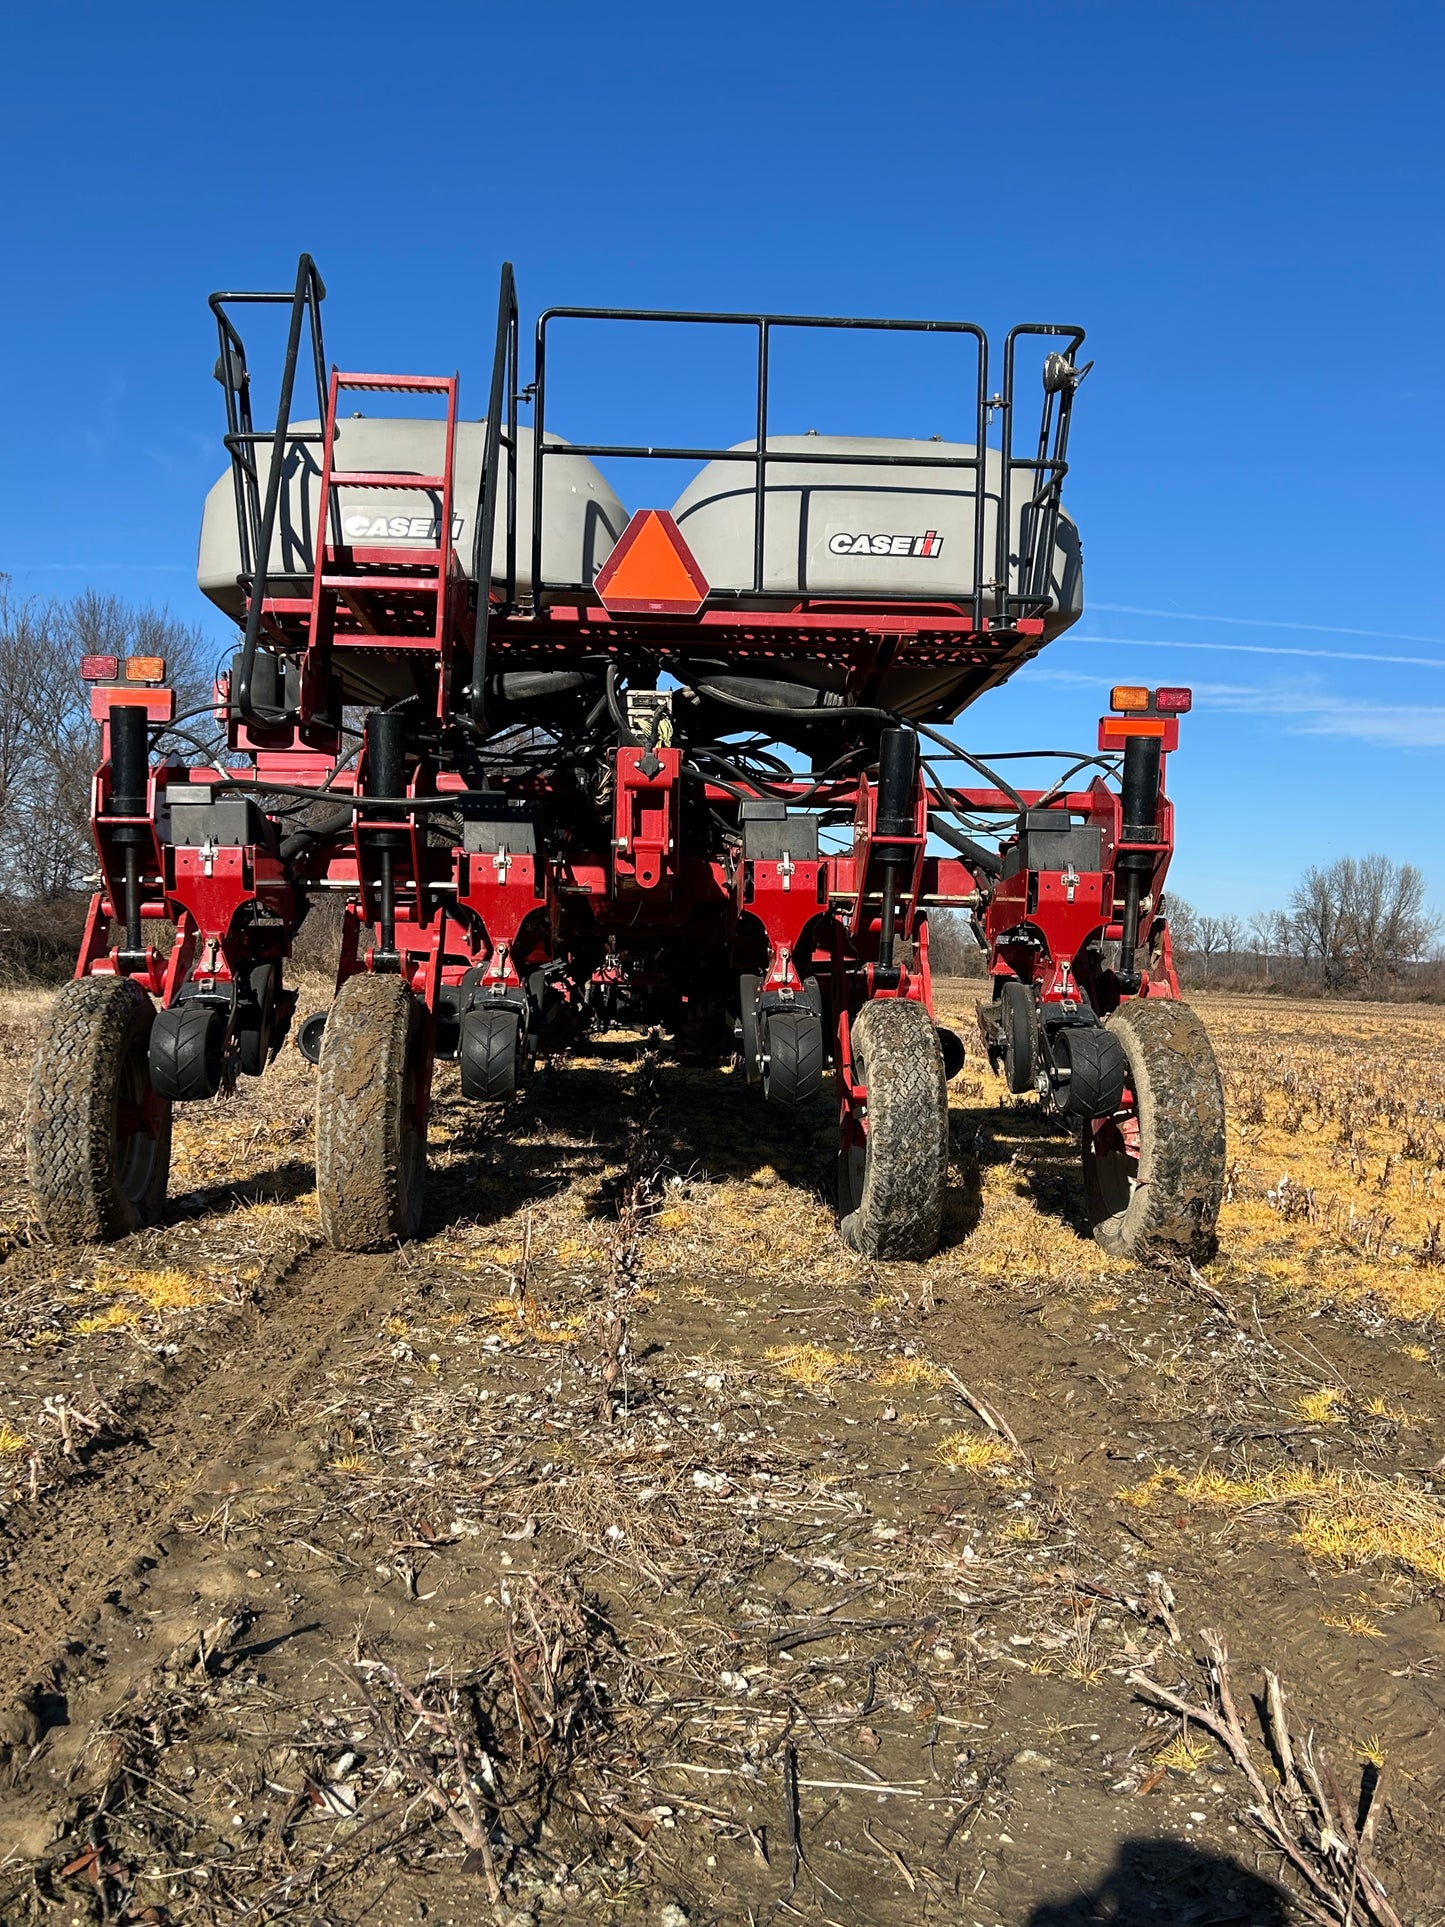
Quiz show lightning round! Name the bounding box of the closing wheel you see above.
[763,1007,824,1110]
[27,976,172,1241]
[316,973,427,1250]
[150,999,228,1100]
[838,999,949,1260]
[1081,999,1225,1263]
[459,1004,522,1101]
[1001,979,1036,1093]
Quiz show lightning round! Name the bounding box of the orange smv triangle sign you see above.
[595,510,710,616]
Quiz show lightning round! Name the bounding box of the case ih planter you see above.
[27,257,1225,1263]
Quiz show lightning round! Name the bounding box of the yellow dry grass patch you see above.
[874,1357,947,1389]
[933,1433,1016,1473]
[94,1266,218,1314]
[483,1295,586,1346]
[0,1423,27,1455]
[1155,1733,1215,1773]
[1295,1388,1346,1425]
[1121,1459,1445,1588]
[765,1343,858,1390]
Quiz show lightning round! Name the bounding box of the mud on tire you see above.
[27,975,173,1242]
[316,973,427,1250]
[838,998,949,1260]
[1081,998,1225,1264]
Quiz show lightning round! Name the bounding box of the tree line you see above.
[1168,857,1439,993]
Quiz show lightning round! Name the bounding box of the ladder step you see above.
[333,372,456,394]
[323,574,441,593]
[328,471,447,490]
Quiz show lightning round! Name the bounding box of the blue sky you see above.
[1,0,1440,917]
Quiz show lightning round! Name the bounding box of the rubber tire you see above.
[764,1007,824,1110]
[737,974,762,1084]
[1081,999,1225,1264]
[459,1005,521,1101]
[27,976,172,1242]
[316,974,427,1250]
[150,999,228,1100]
[237,963,277,1077]
[1054,1023,1128,1120]
[838,999,949,1260]
[1001,980,1036,1094]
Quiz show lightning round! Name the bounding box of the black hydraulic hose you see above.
[928,815,1004,878]
[690,680,1029,811]
[606,665,642,746]
[278,805,353,862]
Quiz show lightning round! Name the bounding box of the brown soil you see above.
[0,984,1442,1926]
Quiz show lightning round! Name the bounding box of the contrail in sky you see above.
[1092,602,1445,648]
[1071,633,1445,671]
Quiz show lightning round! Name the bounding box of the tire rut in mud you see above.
[0,1245,394,1704]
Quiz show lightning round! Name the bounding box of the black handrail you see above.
[467,262,519,728]
[530,306,1085,631]
[209,254,331,723]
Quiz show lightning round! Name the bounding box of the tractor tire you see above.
[838,999,948,1260]
[316,974,427,1250]
[459,1004,522,1101]
[27,976,172,1242]
[764,1007,824,1110]
[150,999,228,1100]
[1081,998,1225,1264]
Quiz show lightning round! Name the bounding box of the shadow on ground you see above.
[1028,1839,1293,1925]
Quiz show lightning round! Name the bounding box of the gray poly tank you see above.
[197,420,629,617]
[669,434,1081,613]
[667,434,1082,723]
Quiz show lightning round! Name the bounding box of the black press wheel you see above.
[1081,998,1225,1263]
[838,998,948,1260]
[150,998,228,1100]
[459,1003,522,1101]
[316,973,427,1250]
[1001,979,1037,1093]
[763,1007,824,1110]
[27,975,172,1241]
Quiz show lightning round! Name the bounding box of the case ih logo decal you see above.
[342,512,464,542]
[828,529,944,558]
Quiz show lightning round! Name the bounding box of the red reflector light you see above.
[1110,685,1150,712]
[81,655,120,682]
[1155,686,1192,713]
[126,655,167,683]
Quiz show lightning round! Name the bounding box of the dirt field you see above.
[1,985,1442,1926]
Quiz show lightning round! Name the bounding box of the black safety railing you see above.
[526,306,1087,629]
[210,255,333,722]
[468,263,519,727]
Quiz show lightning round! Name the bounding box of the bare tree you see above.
[1339,853,1439,986]
[0,578,217,901]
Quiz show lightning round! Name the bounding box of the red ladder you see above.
[270,369,464,722]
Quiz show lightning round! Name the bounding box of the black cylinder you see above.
[876,726,918,842]
[109,704,150,821]
[365,708,408,802]
[1120,734,1162,839]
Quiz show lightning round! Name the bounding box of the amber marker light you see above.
[125,655,167,683]
[1110,685,1150,712]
